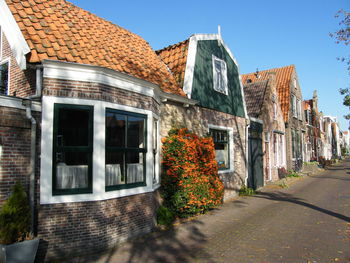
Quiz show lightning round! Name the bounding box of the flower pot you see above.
[0,238,39,263]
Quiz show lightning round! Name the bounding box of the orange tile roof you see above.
[156,39,189,87]
[5,0,185,96]
[242,65,295,122]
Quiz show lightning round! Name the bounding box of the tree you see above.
[330,10,350,119]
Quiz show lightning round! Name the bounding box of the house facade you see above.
[303,91,322,162]
[157,33,249,200]
[242,65,306,171]
[243,72,286,184]
[0,0,197,259]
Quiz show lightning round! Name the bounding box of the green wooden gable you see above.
[191,40,245,117]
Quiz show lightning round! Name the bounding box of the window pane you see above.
[0,62,9,95]
[127,116,145,148]
[55,152,89,189]
[210,129,229,170]
[57,108,90,146]
[106,112,126,147]
[106,151,124,186]
[126,152,144,183]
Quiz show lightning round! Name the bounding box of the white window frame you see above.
[212,55,228,96]
[40,96,159,204]
[152,116,160,187]
[208,124,234,174]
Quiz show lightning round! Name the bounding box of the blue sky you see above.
[70,0,350,130]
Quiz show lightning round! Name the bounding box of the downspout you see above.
[245,120,250,186]
[23,64,43,234]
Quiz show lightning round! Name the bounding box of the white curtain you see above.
[127,163,143,183]
[56,164,88,189]
[106,164,122,186]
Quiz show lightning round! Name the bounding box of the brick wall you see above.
[1,29,36,97]
[160,102,248,200]
[43,78,160,113]
[0,106,31,202]
[37,192,157,260]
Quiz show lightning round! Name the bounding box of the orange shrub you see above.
[161,128,224,217]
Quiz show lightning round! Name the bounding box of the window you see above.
[212,55,228,95]
[297,99,302,120]
[105,109,146,190]
[291,95,297,118]
[53,104,93,195]
[0,61,9,95]
[210,129,229,170]
[292,129,296,159]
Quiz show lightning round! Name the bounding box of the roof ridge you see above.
[156,39,189,54]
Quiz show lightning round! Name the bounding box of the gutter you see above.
[22,64,43,234]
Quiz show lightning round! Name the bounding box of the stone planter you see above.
[0,238,39,263]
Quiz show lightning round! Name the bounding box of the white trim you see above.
[182,33,248,118]
[40,96,157,204]
[249,117,263,124]
[42,60,158,98]
[208,124,234,174]
[0,94,41,111]
[0,57,10,95]
[0,0,30,69]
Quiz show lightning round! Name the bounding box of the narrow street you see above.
[72,161,350,263]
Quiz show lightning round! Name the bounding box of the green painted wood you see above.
[191,40,245,117]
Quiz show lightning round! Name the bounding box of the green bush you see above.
[0,182,30,244]
[239,185,255,196]
[156,205,175,226]
[286,170,300,178]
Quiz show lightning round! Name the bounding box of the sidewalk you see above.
[66,162,343,263]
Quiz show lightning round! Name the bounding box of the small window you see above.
[0,62,9,95]
[53,104,93,195]
[212,55,228,95]
[210,129,229,170]
[297,100,302,120]
[105,109,147,190]
[291,95,297,118]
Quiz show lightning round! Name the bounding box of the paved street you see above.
[71,160,350,263]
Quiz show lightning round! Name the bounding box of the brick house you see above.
[303,91,323,162]
[243,72,286,183]
[157,32,249,200]
[242,65,306,171]
[0,0,202,259]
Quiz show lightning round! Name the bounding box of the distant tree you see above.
[330,9,350,119]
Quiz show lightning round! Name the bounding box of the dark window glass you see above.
[0,62,9,95]
[57,108,89,146]
[106,113,126,147]
[127,116,145,148]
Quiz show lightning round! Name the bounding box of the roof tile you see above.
[242,65,295,122]
[6,0,184,96]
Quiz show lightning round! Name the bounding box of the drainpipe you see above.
[22,64,43,234]
[245,120,250,186]
[22,99,36,234]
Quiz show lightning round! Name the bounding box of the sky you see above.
[70,0,350,130]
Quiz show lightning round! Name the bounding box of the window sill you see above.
[218,169,234,174]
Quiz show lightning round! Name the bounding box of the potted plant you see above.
[0,182,39,263]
